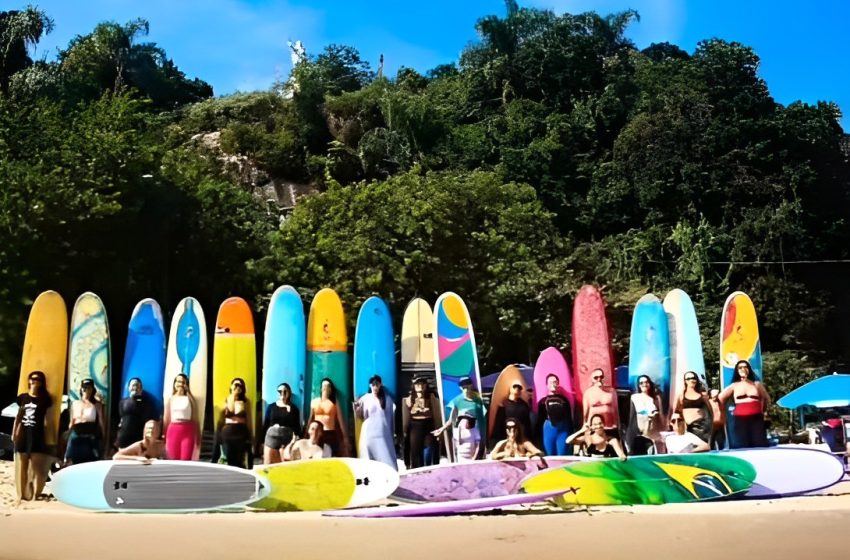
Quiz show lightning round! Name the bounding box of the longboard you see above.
[306,289,350,432]
[213,297,257,441]
[324,489,563,518]
[68,292,110,448]
[572,285,615,409]
[520,454,756,506]
[487,364,532,442]
[263,286,306,422]
[392,457,580,503]
[122,299,166,417]
[720,292,763,448]
[434,292,483,458]
[629,294,671,413]
[19,290,68,448]
[400,298,436,397]
[250,457,399,511]
[663,289,706,413]
[353,296,396,461]
[50,460,269,512]
[719,447,845,497]
[164,297,207,459]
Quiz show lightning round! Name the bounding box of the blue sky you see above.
[14,0,849,130]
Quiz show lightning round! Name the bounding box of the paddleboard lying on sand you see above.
[50,460,269,512]
[324,489,564,518]
[392,458,579,503]
[720,447,846,497]
[520,454,756,506]
[250,457,399,511]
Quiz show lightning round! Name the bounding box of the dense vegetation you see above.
[2,3,848,428]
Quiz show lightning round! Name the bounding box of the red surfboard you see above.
[571,285,615,410]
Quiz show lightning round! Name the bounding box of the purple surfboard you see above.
[392,458,579,502]
[323,489,563,518]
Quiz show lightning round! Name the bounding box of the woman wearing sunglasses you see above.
[64,378,106,466]
[567,413,627,460]
[536,374,573,456]
[717,360,770,448]
[215,377,253,468]
[262,382,302,465]
[674,371,713,446]
[664,413,709,454]
[625,375,665,455]
[13,371,53,503]
[489,418,544,460]
[491,383,532,447]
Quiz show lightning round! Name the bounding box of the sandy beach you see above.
[1,459,848,560]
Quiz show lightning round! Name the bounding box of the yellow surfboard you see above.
[213,298,257,441]
[18,291,68,448]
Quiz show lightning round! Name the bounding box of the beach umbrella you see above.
[777,373,850,409]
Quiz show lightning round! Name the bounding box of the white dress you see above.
[356,392,397,470]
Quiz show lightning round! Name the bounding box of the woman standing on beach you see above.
[64,378,105,465]
[216,377,253,468]
[402,376,441,468]
[163,373,199,461]
[718,360,770,448]
[625,375,664,455]
[308,378,349,457]
[262,383,302,465]
[13,371,53,503]
[116,378,157,450]
[354,375,397,469]
[675,372,713,445]
[536,374,573,456]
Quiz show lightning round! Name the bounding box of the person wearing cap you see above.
[64,378,106,466]
[402,376,441,468]
[13,370,53,503]
[490,418,545,461]
[664,413,709,454]
[452,411,481,462]
[433,376,486,460]
[491,382,532,447]
[354,375,397,470]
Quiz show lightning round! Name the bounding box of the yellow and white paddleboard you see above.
[213,297,257,440]
[250,458,399,511]
[19,291,68,448]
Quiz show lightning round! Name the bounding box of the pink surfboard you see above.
[572,285,615,410]
[533,347,575,413]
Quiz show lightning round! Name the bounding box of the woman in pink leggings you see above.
[164,374,200,460]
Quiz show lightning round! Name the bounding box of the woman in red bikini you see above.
[718,360,770,448]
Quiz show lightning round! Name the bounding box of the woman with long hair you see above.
[64,378,105,466]
[489,417,545,460]
[568,413,627,460]
[114,419,166,461]
[625,374,665,455]
[675,371,713,445]
[402,376,441,468]
[13,370,53,503]
[354,375,397,469]
[262,382,302,465]
[718,360,770,448]
[216,377,253,468]
[164,373,199,460]
[284,420,332,460]
[309,378,349,457]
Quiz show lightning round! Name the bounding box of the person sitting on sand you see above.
[13,370,53,504]
[283,420,332,460]
[113,419,166,461]
[664,413,709,454]
[489,418,545,461]
[567,413,627,460]
[451,412,481,462]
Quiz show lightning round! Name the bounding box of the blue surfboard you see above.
[628,294,671,414]
[122,299,166,417]
[353,297,397,401]
[263,286,307,422]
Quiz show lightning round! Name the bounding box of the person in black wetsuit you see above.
[262,383,302,464]
[13,371,53,504]
[536,374,573,456]
[116,378,157,450]
[491,382,532,447]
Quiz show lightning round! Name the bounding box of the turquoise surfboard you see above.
[263,286,306,422]
[628,294,671,414]
[663,289,706,413]
[122,299,166,417]
[353,297,397,401]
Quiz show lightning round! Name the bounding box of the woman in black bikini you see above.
[216,377,253,468]
[262,383,301,464]
[675,372,713,445]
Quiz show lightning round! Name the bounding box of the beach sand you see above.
[1,460,848,560]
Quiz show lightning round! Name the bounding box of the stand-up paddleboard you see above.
[68,292,110,448]
[533,348,575,423]
[720,292,763,448]
[434,292,484,457]
[629,294,671,413]
[51,460,269,512]
[164,297,207,459]
[718,447,845,497]
[325,489,564,518]
[400,298,436,399]
[663,289,706,413]
[520,454,756,506]
[306,288,350,432]
[263,286,306,422]
[19,291,68,448]
[392,457,579,503]
[122,299,166,417]
[213,297,257,441]
[488,365,532,442]
[250,457,399,511]
[572,285,615,411]
[353,296,396,460]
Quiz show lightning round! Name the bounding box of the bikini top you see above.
[682,395,703,409]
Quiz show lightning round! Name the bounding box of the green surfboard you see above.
[520,454,756,506]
